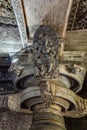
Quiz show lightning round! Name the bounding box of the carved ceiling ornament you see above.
[0,0,15,18]
[67,0,87,30]
[74,0,87,30]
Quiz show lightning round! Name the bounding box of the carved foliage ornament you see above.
[33,25,59,80]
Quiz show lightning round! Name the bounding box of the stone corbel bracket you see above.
[10,0,29,47]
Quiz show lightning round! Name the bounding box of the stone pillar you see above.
[16,25,86,130]
[21,25,67,130]
[30,110,66,130]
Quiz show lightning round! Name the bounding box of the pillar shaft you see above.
[30,110,66,130]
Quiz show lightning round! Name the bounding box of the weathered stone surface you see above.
[65,30,87,51]
[0,0,87,130]
[67,0,87,30]
[0,112,31,130]
[74,0,87,30]
[0,0,17,26]
[0,0,15,18]
[0,16,17,25]
[0,24,22,55]
[23,0,69,37]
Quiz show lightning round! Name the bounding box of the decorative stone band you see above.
[15,59,87,118]
[21,82,87,115]
[0,88,87,118]
[20,74,87,130]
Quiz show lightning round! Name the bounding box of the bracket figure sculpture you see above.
[33,25,59,79]
[33,25,59,108]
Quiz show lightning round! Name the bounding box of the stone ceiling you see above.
[0,0,86,52]
[0,0,71,55]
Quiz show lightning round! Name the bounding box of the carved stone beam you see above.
[20,84,87,118]
[65,30,87,51]
[10,0,29,48]
[63,0,73,37]
[3,86,87,119]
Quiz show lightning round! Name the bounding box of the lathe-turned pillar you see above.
[16,25,86,130]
